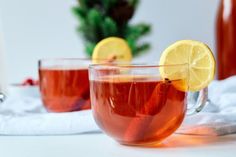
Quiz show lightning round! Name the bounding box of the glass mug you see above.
[39,59,91,112]
[89,63,208,146]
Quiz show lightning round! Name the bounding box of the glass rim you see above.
[89,63,188,69]
[38,58,91,62]
[38,58,188,69]
[38,58,120,63]
[38,58,92,70]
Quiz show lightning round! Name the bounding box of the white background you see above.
[0,0,220,83]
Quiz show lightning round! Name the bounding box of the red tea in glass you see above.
[39,59,90,112]
[89,64,208,146]
[91,76,186,144]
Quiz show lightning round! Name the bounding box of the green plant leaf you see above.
[126,36,151,56]
[125,24,151,40]
[85,42,96,57]
[101,0,117,12]
[73,0,151,57]
[77,20,97,42]
[101,0,110,11]
[126,37,136,53]
[129,0,139,8]
[101,17,118,37]
[78,0,88,9]
[87,9,102,28]
[135,43,150,55]
[72,6,87,19]
[87,9,103,41]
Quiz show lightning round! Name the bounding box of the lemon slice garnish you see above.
[159,40,216,92]
[92,37,132,64]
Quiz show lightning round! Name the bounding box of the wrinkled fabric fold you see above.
[0,87,100,135]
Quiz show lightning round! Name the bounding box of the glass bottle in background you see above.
[217,0,236,80]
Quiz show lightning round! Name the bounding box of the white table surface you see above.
[0,133,236,157]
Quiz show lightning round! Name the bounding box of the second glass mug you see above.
[39,58,91,112]
[89,63,208,146]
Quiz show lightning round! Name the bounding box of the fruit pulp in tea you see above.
[90,76,187,145]
[39,68,90,112]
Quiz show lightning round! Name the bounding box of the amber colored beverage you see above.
[90,76,187,145]
[217,0,236,79]
[39,68,90,112]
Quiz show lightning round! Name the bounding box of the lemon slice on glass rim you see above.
[159,40,216,92]
[92,37,132,64]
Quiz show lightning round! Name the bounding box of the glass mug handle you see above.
[186,87,209,115]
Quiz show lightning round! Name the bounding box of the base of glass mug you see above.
[117,137,168,147]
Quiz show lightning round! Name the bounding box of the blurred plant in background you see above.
[72,0,151,57]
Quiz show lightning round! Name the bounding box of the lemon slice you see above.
[92,37,132,64]
[159,40,216,92]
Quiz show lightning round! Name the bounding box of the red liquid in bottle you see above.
[90,76,187,145]
[217,0,236,79]
[39,68,90,112]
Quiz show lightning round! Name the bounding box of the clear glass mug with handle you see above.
[89,63,208,146]
[38,58,92,112]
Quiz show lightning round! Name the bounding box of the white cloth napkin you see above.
[0,76,236,136]
[0,87,100,135]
